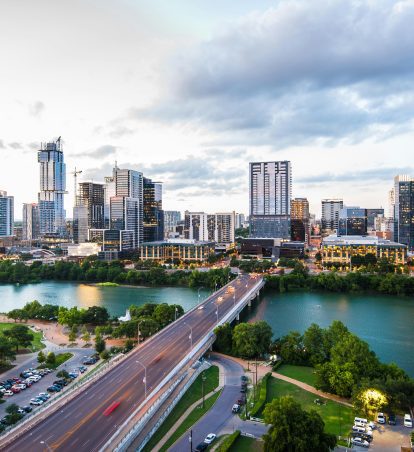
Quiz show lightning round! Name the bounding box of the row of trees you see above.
[0,259,233,289]
[277,321,414,413]
[213,321,273,359]
[266,270,414,296]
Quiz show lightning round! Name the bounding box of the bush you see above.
[217,430,241,452]
[46,352,56,365]
[100,350,110,360]
[249,372,271,418]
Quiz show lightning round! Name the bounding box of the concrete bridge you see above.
[0,274,265,452]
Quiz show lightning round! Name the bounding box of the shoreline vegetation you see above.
[1,258,414,296]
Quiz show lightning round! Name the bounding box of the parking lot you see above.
[350,416,412,451]
[0,348,96,418]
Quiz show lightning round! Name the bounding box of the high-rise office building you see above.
[0,191,14,237]
[38,138,66,236]
[73,182,105,243]
[235,213,246,229]
[290,198,310,244]
[249,161,291,238]
[321,199,344,232]
[104,175,116,229]
[109,167,143,248]
[338,207,367,236]
[164,211,181,237]
[184,211,235,243]
[22,203,40,241]
[393,175,414,250]
[143,177,164,242]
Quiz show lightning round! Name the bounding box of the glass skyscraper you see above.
[0,191,14,237]
[38,138,66,236]
[249,161,291,239]
[143,177,164,242]
[394,178,414,250]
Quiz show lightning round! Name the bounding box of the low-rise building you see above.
[139,239,215,262]
[321,235,407,267]
[67,242,101,257]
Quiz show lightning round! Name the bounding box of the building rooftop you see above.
[141,239,214,246]
[322,234,406,247]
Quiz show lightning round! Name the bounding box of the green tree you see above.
[95,334,106,354]
[213,323,233,354]
[58,306,83,327]
[100,350,110,360]
[279,331,306,365]
[82,306,109,325]
[303,323,326,366]
[68,325,78,343]
[253,321,273,356]
[153,304,174,327]
[263,396,337,452]
[37,350,46,364]
[3,325,34,352]
[0,335,16,363]
[81,325,91,343]
[46,351,56,365]
[56,370,70,379]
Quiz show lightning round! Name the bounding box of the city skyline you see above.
[1,0,413,218]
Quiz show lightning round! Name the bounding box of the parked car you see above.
[3,390,13,397]
[237,398,245,406]
[232,404,240,413]
[204,433,216,444]
[11,387,21,394]
[22,406,32,413]
[404,414,413,428]
[351,437,369,448]
[194,443,208,452]
[30,398,43,406]
[14,384,26,390]
[388,414,397,425]
[377,412,386,424]
[16,408,26,416]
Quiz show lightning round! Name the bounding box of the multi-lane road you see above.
[2,274,261,452]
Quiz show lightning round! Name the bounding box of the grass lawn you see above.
[229,435,263,452]
[275,364,317,387]
[143,365,219,452]
[39,352,73,369]
[264,376,354,437]
[0,322,45,352]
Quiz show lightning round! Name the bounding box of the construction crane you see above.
[71,167,83,206]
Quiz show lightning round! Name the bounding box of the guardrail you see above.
[0,352,129,449]
[108,278,264,451]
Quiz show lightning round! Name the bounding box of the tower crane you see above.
[71,167,83,206]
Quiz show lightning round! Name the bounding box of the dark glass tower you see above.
[143,177,163,242]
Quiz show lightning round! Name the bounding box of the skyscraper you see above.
[73,182,105,243]
[110,167,143,248]
[338,207,367,236]
[290,198,310,243]
[143,177,164,242]
[22,203,40,241]
[0,191,14,237]
[249,161,292,238]
[164,211,181,237]
[38,138,66,236]
[321,199,344,232]
[393,175,414,250]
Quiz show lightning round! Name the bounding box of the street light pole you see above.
[189,429,193,452]
[197,287,204,305]
[201,371,206,408]
[215,300,219,324]
[40,441,52,452]
[136,359,147,400]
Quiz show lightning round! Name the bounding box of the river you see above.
[0,282,413,376]
[248,290,414,377]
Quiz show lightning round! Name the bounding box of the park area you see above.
[0,322,44,353]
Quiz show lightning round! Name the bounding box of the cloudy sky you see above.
[0,0,413,219]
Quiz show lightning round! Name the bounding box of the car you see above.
[355,417,368,425]
[232,404,240,413]
[354,420,367,429]
[53,379,67,386]
[377,412,386,424]
[204,433,216,444]
[16,408,26,416]
[30,398,43,406]
[14,384,26,390]
[351,437,369,448]
[3,390,13,397]
[241,376,248,382]
[388,414,397,425]
[38,392,50,399]
[22,406,32,413]
[368,421,376,430]
[194,443,208,452]
[404,414,413,428]
[237,398,245,405]
[78,366,87,373]
[197,305,204,310]
[37,395,49,402]
[31,375,42,382]
[11,387,21,394]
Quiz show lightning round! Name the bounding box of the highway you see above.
[2,274,261,452]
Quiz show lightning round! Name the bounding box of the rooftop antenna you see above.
[71,167,83,206]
